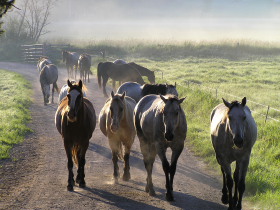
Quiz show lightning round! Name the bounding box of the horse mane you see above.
[142,84,168,96]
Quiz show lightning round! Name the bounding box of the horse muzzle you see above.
[67,112,77,123]
[233,136,244,148]
[110,124,119,133]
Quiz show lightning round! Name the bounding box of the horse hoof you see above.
[79,182,86,188]
[67,185,74,191]
[166,193,174,202]
[122,173,131,181]
[222,194,229,204]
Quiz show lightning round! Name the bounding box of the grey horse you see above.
[134,94,187,201]
[117,82,178,103]
[37,57,52,72]
[40,64,59,105]
[58,81,87,104]
[210,97,257,210]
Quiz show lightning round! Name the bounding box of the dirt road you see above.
[0,62,227,210]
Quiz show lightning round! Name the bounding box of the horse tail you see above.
[54,82,59,93]
[72,145,79,166]
[97,62,102,89]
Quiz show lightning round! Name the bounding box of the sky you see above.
[13,0,280,42]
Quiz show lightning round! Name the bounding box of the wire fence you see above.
[95,51,280,123]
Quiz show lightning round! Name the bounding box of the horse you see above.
[128,62,155,84]
[40,64,59,105]
[58,80,87,104]
[37,56,52,72]
[116,82,178,103]
[55,80,96,191]
[210,97,257,210]
[78,53,91,83]
[99,91,136,182]
[134,94,187,201]
[97,62,145,97]
[62,50,80,79]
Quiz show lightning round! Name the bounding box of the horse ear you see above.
[178,97,185,104]
[78,80,83,89]
[160,95,167,103]
[111,91,115,98]
[241,97,246,107]
[121,92,126,100]
[222,98,231,108]
[67,80,73,88]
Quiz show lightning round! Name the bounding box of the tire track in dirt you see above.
[0,62,228,210]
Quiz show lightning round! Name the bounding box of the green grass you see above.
[0,69,32,160]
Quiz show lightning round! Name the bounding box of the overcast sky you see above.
[13,0,280,41]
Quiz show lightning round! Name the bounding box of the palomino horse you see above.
[40,64,59,105]
[99,91,136,182]
[117,82,178,103]
[55,80,96,191]
[57,80,87,104]
[62,50,80,79]
[134,94,187,201]
[128,62,155,84]
[97,62,145,97]
[78,53,91,83]
[37,56,52,72]
[210,97,257,210]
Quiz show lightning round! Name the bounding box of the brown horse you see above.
[128,62,155,84]
[62,50,80,79]
[78,53,91,83]
[55,80,96,191]
[99,91,136,182]
[97,62,145,97]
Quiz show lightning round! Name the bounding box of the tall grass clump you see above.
[0,69,32,160]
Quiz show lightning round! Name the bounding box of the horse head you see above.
[160,95,185,141]
[66,79,83,123]
[223,97,247,148]
[148,71,156,84]
[109,91,125,133]
[166,83,178,96]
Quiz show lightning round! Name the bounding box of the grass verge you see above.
[0,69,32,160]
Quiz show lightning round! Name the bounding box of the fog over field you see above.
[13,0,280,41]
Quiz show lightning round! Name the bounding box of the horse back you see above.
[40,64,58,84]
[116,82,142,102]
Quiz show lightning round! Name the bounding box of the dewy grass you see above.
[0,69,32,160]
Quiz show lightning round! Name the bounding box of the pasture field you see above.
[0,69,32,160]
[131,57,280,209]
[90,43,280,209]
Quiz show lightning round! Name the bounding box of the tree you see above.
[0,0,16,34]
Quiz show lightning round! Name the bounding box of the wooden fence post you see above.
[265,105,270,123]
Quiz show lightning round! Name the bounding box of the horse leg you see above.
[233,162,239,207]
[87,70,90,83]
[64,142,74,191]
[221,167,229,204]
[122,143,132,181]
[236,159,249,210]
[223,165,234,210]
[102,76,109,97]
[51,84,54,104]
[140,139,156,196]
[112,80,116,91]
[112,150,119,182]
[169,146,184,200]
[76,142,89,188]
[157,148,173,201]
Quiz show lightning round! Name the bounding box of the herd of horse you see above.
[36,51,257,210]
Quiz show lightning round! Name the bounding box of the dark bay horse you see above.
[37,56,52,72]
[55,80,96,191]
[62,50,80,79]
[78,53,91,83]
[210,97,257,210]
[99,91,136,182]
[40,64,59,105]
[117,82,178,103]
[134,94,187,201]
[128,62,155,84]
[97,62,145,97]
